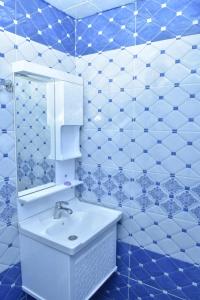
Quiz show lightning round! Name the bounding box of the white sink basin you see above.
[46,211,88,238]
[19,198,122,255]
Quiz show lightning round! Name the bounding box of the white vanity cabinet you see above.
[13,61,121,300]
[20,215,119,300]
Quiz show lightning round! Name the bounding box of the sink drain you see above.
[68,235,78,241]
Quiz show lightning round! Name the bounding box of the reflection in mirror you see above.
[15,73,56,193]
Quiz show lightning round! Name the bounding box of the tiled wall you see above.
[76,1,200,299]
[2,0,75,55]
[0,0,75,298]
[1,0,200,299]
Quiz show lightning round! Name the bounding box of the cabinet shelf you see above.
[50,152,82,161]
[19,180,83,205]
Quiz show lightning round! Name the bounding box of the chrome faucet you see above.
[53,201,73,219]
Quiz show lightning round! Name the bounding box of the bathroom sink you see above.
[46,212,88,238]
[19,198,122,300]
[19,198,122,255]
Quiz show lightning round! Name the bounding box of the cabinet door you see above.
[63,81,83,125]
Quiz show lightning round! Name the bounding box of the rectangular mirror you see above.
[15,73,56,195]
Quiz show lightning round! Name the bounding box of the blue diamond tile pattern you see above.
[0,262,25,300]
[0,0,75,55]
[76,0,200,56]
[76,3,200,293]
[0,0,200,299]
[0,0,76,298]
[91,241,200,300]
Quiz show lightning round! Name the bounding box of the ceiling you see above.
[45,0,134,19]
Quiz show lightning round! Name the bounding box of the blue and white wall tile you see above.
[1,0,200,299]
[76,1,200,299]
[0,0,76,298]
[76,0,200,56]
[1,0,75,55]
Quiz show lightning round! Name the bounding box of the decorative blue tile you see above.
[116,241,130,277]
[1,263,22,285]
[120,241,200,300]
[1,0,75,54]
[129,278,182,300]
[182,284,200,300]
[0,263,24,299]
[5,286,24,300]
[91,272,128,300]
[72,0,200,298]
[0,0,200,299]
[76,0,200,55]
[0,285,11,300]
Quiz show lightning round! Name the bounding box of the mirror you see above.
[15,73,56,194]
